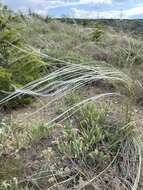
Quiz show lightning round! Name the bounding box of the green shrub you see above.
[0,66,11,92]
[0,8,45,108]
[59,103,133,170]
[11,53,44,85]
[61,51,85,63]
[64,92,81,106]
[90,23,104,41]
[0,157,24,181]
[3,96,34,110]
[29,124,52,143]
[0,13,22,67]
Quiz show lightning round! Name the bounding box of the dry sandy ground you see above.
[9,86,143,129]
[1,85,143,189]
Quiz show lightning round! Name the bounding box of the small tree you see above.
[0,6,21,68]
[0,4,45,107]
[91,22,104,41]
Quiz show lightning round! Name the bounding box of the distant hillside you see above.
[57,18,143,34]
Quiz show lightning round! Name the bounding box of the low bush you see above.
[0,66,11,92]
[59,103,133,170]
[29,124,53,143]
[10,52,44,85]
[0,7,45,108]
[90,23,104,41]
[64,92,81,106]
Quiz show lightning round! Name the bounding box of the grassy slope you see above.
[0,15,143,190]
[18,18,143,80]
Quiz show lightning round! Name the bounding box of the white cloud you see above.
[125,6,143,17]
[71,8,121,19]
[34,8,48,15]
[29,0,112,9]
[11,0,143,18]
[29,0,47,4]
[79,0,112,4]
[71,5,143,19]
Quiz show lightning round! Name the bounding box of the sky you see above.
[1,0,143,19]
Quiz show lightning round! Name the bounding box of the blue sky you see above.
[2,0,143,19]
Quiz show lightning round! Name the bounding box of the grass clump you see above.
[0,157,24,181]
[0,118,29,150]
[29,124,53,144]
[59,103,132,170]
[64,92,81,107]
[0,118,53,150]
[0,179,35,190]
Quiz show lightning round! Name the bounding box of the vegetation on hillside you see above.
[0,3,143,190]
